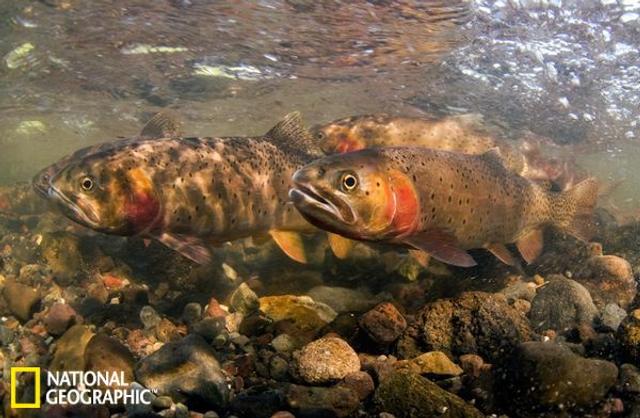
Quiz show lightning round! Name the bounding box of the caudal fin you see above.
[558,177,599,241]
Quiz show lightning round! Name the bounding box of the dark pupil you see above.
[345,176,355,188]
[83,179,92,190]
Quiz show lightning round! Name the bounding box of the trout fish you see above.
[33,112,343,264]
[311,113,566,183]
[290,147,598,267]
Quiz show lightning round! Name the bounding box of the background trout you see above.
[290,147,598,267]
[33,112,335,264]
[312,113,570,185]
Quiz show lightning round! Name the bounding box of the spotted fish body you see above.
[290,147,598,267]
[311,113,566,182]
[34,113,324,264]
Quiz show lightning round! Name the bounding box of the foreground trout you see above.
[312,113,567,183]
[290,147,598,267]
[33,112,331,264]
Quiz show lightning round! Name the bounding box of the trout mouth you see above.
[289,183,356,227]
[47,183,103,230]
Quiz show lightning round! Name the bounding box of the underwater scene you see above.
[1,0,640,417]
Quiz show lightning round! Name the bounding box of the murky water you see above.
[1,1,640,417]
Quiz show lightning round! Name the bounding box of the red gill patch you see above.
[124,190,160,233]
[387,169,420,236]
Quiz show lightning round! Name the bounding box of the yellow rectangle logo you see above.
[11,367,41,409]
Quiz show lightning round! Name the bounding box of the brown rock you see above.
[337,371,375,401]
[296,337,360,384]
[577,255,637,308]
[411,351,463,376]
[84,334,135,389]
[3,280,40,322]
[51,325,94,371]
[359,302,407,344]
[418,291,532,362]
[286,384,359,418]
[617,309,640,364]
[44,303,78,335]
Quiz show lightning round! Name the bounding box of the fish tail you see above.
[551,177,599,241]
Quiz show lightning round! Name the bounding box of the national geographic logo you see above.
[10,367,153,409]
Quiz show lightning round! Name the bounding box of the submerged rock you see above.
[45,302,78,335]
[259,295,337,336]
[3,280,40,322]
[286,384,360,418]
[306,286,381,313]
[529,276,598,333]
[418,291,532,362]
[84,334,135,387]
[617,309,640,364]
[599,303,628,331]
[230,282,259,315]
[296,337,360,384]
[410,351,463,377]
[576,254,637,308]
[135,334,229,408]
[359,302,407,345]
[373,370,483,418]
[50,325,95,371]
[498,341,618,411]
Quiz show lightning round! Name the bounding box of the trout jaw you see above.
[47,184,103,231]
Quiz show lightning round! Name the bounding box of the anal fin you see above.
[486,243,517,266]
[516,229,543,264]
[269,230,307,264]
[153,233,212,265]
[327,233,355,259]
[402,229,476,268]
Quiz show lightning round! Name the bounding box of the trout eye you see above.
[81,176,95,192]
[315,131,326,141]
[340,172,359,192]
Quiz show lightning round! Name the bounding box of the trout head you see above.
[290,149,419,241]
[38,148,162,236]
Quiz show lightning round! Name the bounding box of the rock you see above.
[498,341,618,411]
[337,371,375,401]
[40,232,83,285]
[84,334,135,387]
[152,395,173,410]
[270,355,289,381]
[418,291,532,362]
[458,354,486,378]
[259,295,337,335]
[296,337,360,384]
[44,303,78,335]
[286,384,359,418]
[271,333,299,353]
[500,278,537,302]
[410,351,463,376]
[230,386,286,418]
[617,309,640,364]
[135,334,229,408]
[182,303,202,325]
[51,325,95,371]
[271,412,295,418]
[155,318,181,343]
[306,286,380,313]
[359,302,407,344]
[577,255,636,308]
[618,363,640,396]
[600,303,627,331]
[192,317,225,341]
[373,370,483,418]
[529,276,598,333]
[3,280,40,321]
[230,283,259,315]
[139,305,162,329]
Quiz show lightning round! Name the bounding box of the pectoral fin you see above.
[408,249,431,267]
[516,229,543,264]
[153,233,212,264]
[486,243,517,266]
[251,233,271,246]
[327,233,355,259]
[269,230,307,263]
[402,229,476,267]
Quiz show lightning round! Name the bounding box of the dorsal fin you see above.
[265,112,323,156]
[140,111,182,138]
[479,147,508,169]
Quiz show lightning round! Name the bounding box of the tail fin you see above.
[556,178,599,241]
